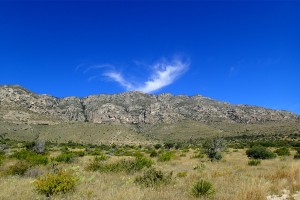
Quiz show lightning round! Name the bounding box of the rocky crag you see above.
[0,85,299,125]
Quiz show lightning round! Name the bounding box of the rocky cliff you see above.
[0,85,299,125]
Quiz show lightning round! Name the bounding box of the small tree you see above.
[33,140,46,154]
[164,142,175,149]
[246,146,276,159]
[202,137,226,161]
[274,147,290,156]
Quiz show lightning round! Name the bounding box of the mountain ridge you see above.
[0,84,299,125]
[0,85,299,144]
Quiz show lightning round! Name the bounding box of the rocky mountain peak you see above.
[0,85,299,125]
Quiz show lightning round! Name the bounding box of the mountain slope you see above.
[0,85,299,144]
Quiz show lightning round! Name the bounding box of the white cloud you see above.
[103,58,189,93]
[104,71,133,91]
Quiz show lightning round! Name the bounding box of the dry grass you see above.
[0,148,300,200]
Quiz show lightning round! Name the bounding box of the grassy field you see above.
[0,140,300,200]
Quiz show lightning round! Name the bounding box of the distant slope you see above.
[0,85,299,144]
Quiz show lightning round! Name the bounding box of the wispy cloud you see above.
[87,57,189,93]
[135,59,189,93]
[104,71,134,90]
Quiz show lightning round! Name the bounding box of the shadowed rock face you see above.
[0,85,299,125]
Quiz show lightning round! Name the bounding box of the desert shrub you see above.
[6,161,30,176]
[86,156,153,173]
[154,144,162,149]
[158,151,174,162]
[133,151,144,158]
[294,153,300,159]
[11,149,34,160]
[66,141,85,149]
[246,146,276,159]
[174,143,182,150]
[274,147,291,156]
[0,151,5,166]
[134,168,172,187]
[55,152,75,163]
[86,148,103,156]
[34,170,76,197]
[248,159,261,166]
[149,150,158,157]
[191,151,205,159]
[73,151,85,157]
[190,179,215,198]
[133,156,153,169]
[60,146,69,153]
[27,154,49,165]
[24,141,36,150]
[11,149,48,165]
[95,153,108,161]
[202,137,226,161]
[176,171,187,177]
[164,142,174,149]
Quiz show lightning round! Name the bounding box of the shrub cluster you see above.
[149,150,158,157]
[158,151,174,162]
[202,138,226,161]
[274,147,291,156]
[248,159,261,166]
[190,179,215,198]
[34,170,77,197]
[6,161,30,176]
[246,146,276,159]
[11,149,48,165]
[55,152,76,163]
[134,168,172,188]
[0,151,5,166]
[86,156,153,173]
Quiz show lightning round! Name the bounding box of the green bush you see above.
[34,170,76,197]
[248,159,261,166]
[86,156,153,173]
[6,161,30,176]
[190,179,215,198]
[11,149,34,160]
[60,146,69,153]
[164,142,174,149]
[246,146,276,159]
[27,154,49,165]
[86,148,103,156]
[55,152,75,163]
[202,138,226,161]
[274,147,291,156]
[154,144,162,149]
[158,151,174,162]
[133,156,153,171]
[191,152,205,159]
[11,150,48,165]
[0,151,5,166]
[73,151,85,157]
[149,150,158,157]
[134,168,172,187]
[94,153,108,161]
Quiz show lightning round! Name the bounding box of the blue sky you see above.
[0,1,300,114]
